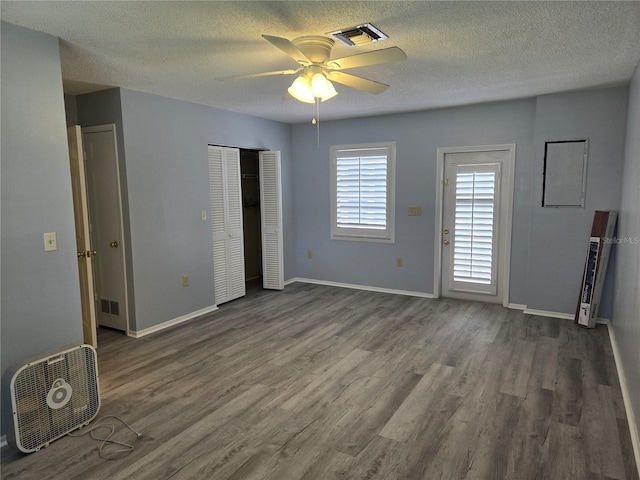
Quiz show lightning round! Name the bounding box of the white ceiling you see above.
[2,1,639,124]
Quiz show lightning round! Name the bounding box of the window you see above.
[330,142,395,243]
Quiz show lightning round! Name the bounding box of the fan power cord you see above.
[68,415,143,460]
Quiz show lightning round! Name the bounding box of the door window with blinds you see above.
[450,163,500,294]
[330,142,395,243]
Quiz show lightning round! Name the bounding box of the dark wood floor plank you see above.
[505,387,554,480]
[2,282,636,480]
[580,383,627,479]
[553,355,584,426]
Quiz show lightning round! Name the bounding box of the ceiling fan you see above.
[231,34,407,104]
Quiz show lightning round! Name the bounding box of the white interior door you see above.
[259,151,284,290]
[209,146,246,304]
[83,125,128,332]
[67,126,97,347]
[436,145,515,305]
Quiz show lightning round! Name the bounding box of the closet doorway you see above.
[240,149,262,284]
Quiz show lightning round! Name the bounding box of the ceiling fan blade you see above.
[219,68,301,81]
[262,35,311,65]
[327,47,407,70]
[327,71,390,94]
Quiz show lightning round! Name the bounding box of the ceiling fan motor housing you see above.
[292,36,335,64]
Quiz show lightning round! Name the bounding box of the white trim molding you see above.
[607,322,640,477]
[128,305,218,338]
[508,303,527,311]
[523,308,575,320]
[291,278,433,299]
[521,307,609,325]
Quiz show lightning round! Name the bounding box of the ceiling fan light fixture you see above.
[311,72,330,96]
[289,72,338,103]
[320,80,338,102]
[288,75,315,103]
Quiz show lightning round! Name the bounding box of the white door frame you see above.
[82,124,130,335]
[433,144,516,307]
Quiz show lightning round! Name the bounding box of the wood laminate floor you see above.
[2,282,638,480]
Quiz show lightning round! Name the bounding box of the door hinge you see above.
[445,178,450,186]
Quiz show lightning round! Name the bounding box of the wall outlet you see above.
[307,249,313,259]
[44,232,57,251]
[182,275,189,287]
[408,206,422,216]
[396,257,403,267]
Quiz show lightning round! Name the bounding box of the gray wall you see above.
[292,88,627,316]
[292,99,537,302]
[527,88,628,315]
[613,61,640,449]
[82,88,295,332]
[1,22,84,436]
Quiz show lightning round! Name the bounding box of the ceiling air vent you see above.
[328,23,389,47]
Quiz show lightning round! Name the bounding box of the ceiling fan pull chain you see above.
[316,97,320,148]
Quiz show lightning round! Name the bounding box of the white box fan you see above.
[5,344,100,452]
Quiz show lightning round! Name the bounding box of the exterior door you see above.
[436,145,515,305]
[259,151,284,290]
[67,126,97,347]
[83,125,128,332]
[209,145,246,304]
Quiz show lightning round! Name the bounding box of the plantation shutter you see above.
[332,144,394,242]
[259,151,284,290]
[451,163,500,294]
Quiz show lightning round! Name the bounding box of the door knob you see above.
[77,251,85,258]
[443,239,450,245]
[110,241,119,248]
[86,250,97,257]
[443,229,449,235]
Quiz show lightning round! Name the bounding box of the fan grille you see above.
[11,346,100,452]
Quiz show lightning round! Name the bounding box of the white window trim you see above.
[330,142,396,243]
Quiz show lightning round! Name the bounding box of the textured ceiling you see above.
[2,1,640,124]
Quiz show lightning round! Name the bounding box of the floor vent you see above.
[100,299,110,314]
[100,299,120,316]
[328,23,388,47]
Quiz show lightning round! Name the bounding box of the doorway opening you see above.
[68,124,129,348]
[240,149,263,289]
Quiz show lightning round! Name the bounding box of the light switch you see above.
[44,232,57,251]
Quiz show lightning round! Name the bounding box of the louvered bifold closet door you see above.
[208,146,245,305]
[450,163,500,295]
[259,151,284,290]
[224,148,246,301]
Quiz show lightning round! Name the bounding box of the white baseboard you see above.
[1,435,7,448]
[523,308,575,320]
[290,277,434,298]
[128,305,218,338]
[607,322,640,478]
[508,303,527,310]
[522,307,610,326]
